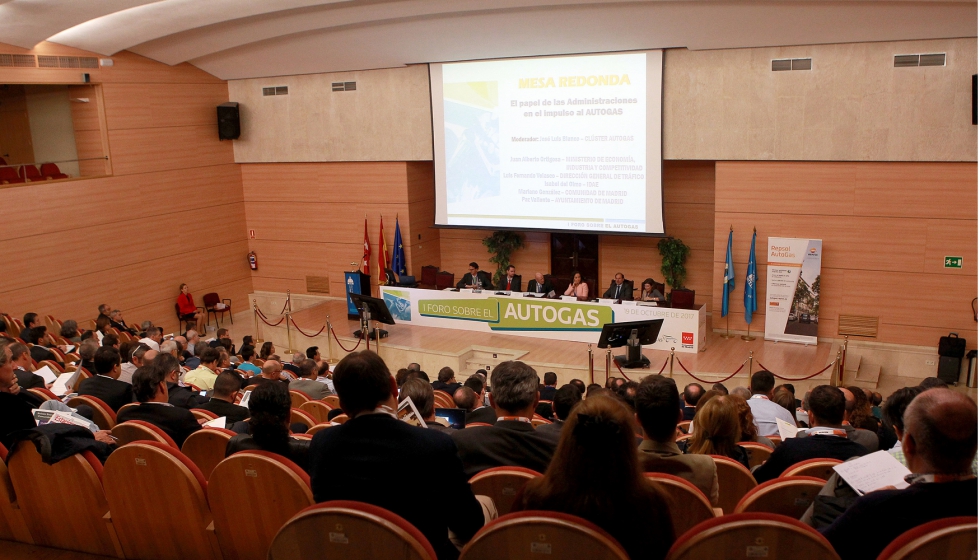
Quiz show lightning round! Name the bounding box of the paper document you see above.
[833,450,911,495]
[776,417,804,440]
[239,390,253,409]
[203,416,227,429]
[51,370,80,397]
[397,397,427,428]
[33,365,58,384]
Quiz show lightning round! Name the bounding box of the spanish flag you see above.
[378,216,390,284]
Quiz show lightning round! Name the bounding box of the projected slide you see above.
[432,51,664,235]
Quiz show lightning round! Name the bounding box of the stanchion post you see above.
[286,289,292,314]
[747,350,754,384]
[325,315,332,363]
[838,336,849,387]
[587,344,594,386]
[832,348,841,387]
[253,299,261,343]
[668,347,675,378]
[605,348,612,385]
[374,321,381,358]
[285,312,293,353]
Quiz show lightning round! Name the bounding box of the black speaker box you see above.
[938,355,961,384]
[217,102,240,140]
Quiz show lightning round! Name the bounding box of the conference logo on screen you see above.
[382,290,412,321]
[417,297,613,331]
[681,332,694,348]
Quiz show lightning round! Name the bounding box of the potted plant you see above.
[658,237,690,293]
[483,231,526,285]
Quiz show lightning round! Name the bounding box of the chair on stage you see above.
[733,476,826,518]
[435,271,455,290]
[468,466,542,516]
[459,511,630,560]
[669,288,696,309]
[665,512,840,560]
[876,516,978,560]
[203,292,233,326]
[420,265,439,288]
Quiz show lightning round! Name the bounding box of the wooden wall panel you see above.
[108,124,234,175]
[242,162,411,204]
[853,162,977,220]
[102,83,231,130]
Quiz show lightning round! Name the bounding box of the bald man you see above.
[822,389,978,560]
[525,273,555,296]
[244,359,289,389]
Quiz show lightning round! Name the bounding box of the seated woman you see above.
[259,341,276,361]
[514,395,674,560]
[639,278,665,302]
[563,272,589,299]
[731,394,774,449]
[226,381,311,472]
[686,395,751,468]
[176,283,206,333]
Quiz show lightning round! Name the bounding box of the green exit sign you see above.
[944,256,963,269]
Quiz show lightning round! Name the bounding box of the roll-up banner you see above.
[764,237,822,345]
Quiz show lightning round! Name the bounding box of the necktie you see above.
[537,283,542,293]
[507,279,512,290]
[615,285,620,298]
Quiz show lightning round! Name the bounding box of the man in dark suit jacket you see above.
[601,273,634,301]
[197,371,250,423]
[309,350,484,560]
[27,327,65,369]
[451,361,560,477]
[535,384,580,439]
[525,273,555,296]
[456,262,493,289]
[116,364,201,447]
[496,265,522,291]
[539,371,559,402]
[9,342,46,389]
[77,347,133,412]
[681,383,703,421]
[753,385,869,483]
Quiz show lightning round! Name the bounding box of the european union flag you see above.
[745,228,758,324]
[391,218,407,276]
[722,228,736,317]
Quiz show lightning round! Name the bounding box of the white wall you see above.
[25,85,80,177]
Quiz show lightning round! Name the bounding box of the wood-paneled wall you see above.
[0,43,249,333]
[713,161,978,348]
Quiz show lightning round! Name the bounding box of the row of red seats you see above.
[0,158,69,184]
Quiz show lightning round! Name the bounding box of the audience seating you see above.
[323,394,341,409]
[307,423,333,435]
[531,415,552,427]
[66,395,116,430]
[466,422,492,428]
[876,516,978,560]
[665,512,841,560]
[289,390,311,408]
[182,428,236,479]
[676,421,692,434]
[675,433,692,444]
[18,164,45,182]
[766,435,782,448]
[644,472,720,537]
[290,408,317,429]
[290,433,313,440]
[37,359,64,373]
[116,402,139,416]
[433,390,455,409]
[39,163,68,179]
[331,414,350,425]
[780,458,843,480]
[733,476,826,518]
[468,466,542,516]
[738,441,774,468]
[0,166,24,184]
[103,441,220,560]
[203,292,233,327]
[7,441,122,557]
[111,420,178,448]
[191,408,219,422]
[26,387,58,402]
[0,443,33,544]
[711,455,758,514]
[269,501,438,560]
[300,400,332,423]
[209,451,315,560]
[459,510,630,560]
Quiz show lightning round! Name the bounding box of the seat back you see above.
[18,164,41,181]
[877,516,978,560]
[644,472,717,536]
[111,420,179,448]
[433,390,455,409]
[332,413,350,424]
[734,476,826,518]
[0,443,34,544]
[289,390,311,408]
[40,163,61,176]
[738,442,774,469]
[420,265,438,286]
[459,510,630,560]
[666,512,840,560]
[104,441,218,560]
[300,400,332,423]
[191,408,219,422]
[26,387,58,402]
[711,455,757,514]
[468,466,542,516]
[7,442,120,556]
[323,394,341,409]
[676,421,692,434]
[307,423,333,435]
[181,428,236,479]
[780,458,843,480]
[269,501,437,560]
[203,292,220,307]
[290,407,317,429]
[669,288,696,309]
[210,451,314,560]
[0,166,23,183]
[66,395,117,430]
[435,271,454,289]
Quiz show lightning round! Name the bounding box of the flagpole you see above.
[721,313,735,339]
[741,322,755,341]
[741,226,757,341]
[720,225,736,339]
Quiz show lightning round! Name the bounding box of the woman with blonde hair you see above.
[687,395,750,467]
[730,393,775,449]
[514,395,674,559]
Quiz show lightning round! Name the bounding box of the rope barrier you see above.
[329,326,362,353]
[757,360,835,381]
[674,358,747,385]
[288,316,326,338]
[256,313,285,327]
[657,356,670,375]
[613,359,636,382]
[279,298,290,315]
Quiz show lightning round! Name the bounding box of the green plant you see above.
[658,237,690,290]
[483,231,526,285]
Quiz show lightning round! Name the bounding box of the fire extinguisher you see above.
[247,251,258,271]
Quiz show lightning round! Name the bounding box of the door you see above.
[550,233,599,294]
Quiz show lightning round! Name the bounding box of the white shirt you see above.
[119,362,137,384]
[138,337,160,351]
[747,394,797,436]
[315,376,335,392]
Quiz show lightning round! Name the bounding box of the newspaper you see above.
[32,409,99,433]
[397,397,427,428]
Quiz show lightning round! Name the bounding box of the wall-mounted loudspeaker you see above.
[972,75,977,125]
[217,102,240,140]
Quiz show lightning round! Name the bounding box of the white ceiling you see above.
[0,0,975,80]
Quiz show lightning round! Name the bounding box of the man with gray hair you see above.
[184,330,200,355]
[109,309,137,335]
[120,343,157,385]
[283,351,305,377]
[451,360,560,476]
[822,389,978,559]
[731,386,751,400]
[290,359,331,400]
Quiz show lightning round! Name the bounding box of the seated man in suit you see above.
[456,261,493,289]
[496,265,522,291]
[9,342,47,389]
[27,326,65,369]
[108,309,138,336]
[601,272,634,301]
[290,358,332,400]
[19,313,40,343]
[525,273,556,297]
[635,376,719,506]
[535,384,581,439]
[753,385,870,483]
[451,361,560,476]
[198,371,250,423]
[681,383,703,421]
[309,350,485,560]
[457,375,497,425]
[116,364,202,447]
[822,389,978,560]
[539,371,559,402]
[431,366,461,396]
[77,346,134,412]
[401,379,453,433]
[150,353,209,410]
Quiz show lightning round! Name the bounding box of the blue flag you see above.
[721,229,736,317]
[391,218,407,276]
[745,228,758,324]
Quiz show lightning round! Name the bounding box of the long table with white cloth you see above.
[378,286,706,353]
